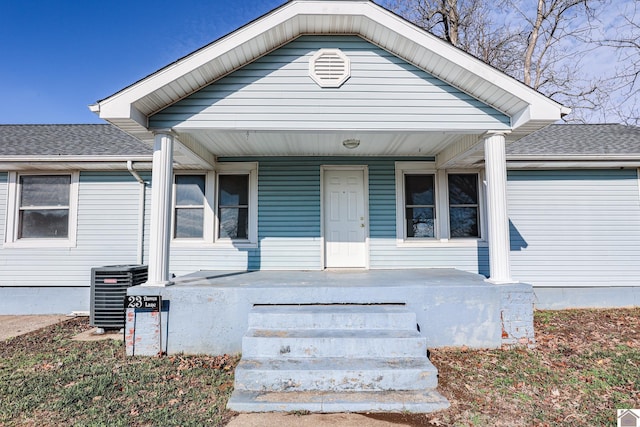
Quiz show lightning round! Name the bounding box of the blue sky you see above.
[0,0,283,124]
[0,1,634,124]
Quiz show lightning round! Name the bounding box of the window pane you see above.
[406,207,434,238]
[449,174,478,205]
[175,175,205,206]
[175,208,204,238]
[20,175,70,207]
[405,175,434,205]
[19,209,69,238]
[219,175,248,206]
[450,207,479,238]
[219,207,248,239]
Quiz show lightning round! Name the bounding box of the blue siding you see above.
[508,169,640,287]
[0,172,145,288]
[150,36,510,131]
[170,157,487,275]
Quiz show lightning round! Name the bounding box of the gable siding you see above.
[150,36,510,131]
[169,157,487,275]
[0,172,145,287]
[508,169,640,287]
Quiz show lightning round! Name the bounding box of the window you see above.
[19,175,70,238]
[214,162,257,244]
[217,174,249,240]
[404,174,436,238]
[396,162,482,244]
[448,174,480,238]
[173,175,206,239]
[5,172,79,247]
[170,162,257,246]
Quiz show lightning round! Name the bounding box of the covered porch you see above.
[125,268,534,356]
[89,1,568,290]
[95,0,565,412]
[91,0,567,365]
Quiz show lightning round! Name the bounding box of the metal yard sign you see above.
[125,295,161,311]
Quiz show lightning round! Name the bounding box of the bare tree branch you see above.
[380,0,634,124]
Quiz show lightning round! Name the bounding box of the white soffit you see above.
[90,0,567,136]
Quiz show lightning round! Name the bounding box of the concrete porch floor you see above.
[171,268,491,289]
[126,268,534,355]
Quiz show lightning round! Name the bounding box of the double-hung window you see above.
[171,162,257,246]
[217,174,249,240]
[404,174,436,238]
[5,172,79,247]
[173,175,206,239]
[396,162,482,244]
[448,173,480,238]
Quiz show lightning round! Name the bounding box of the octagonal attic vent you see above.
[309,49,351,88]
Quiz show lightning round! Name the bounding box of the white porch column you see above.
[145,131,174,286]
[484,132,513,284]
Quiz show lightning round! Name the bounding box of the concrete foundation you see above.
[0,287,89,314]
[534,286,640,310]
[499,283,536,348]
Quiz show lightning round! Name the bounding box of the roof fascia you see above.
[508,154,640,161]
[0,160,153,172]
[92,0,308,120]
[0,156,152,162]
[92,0,566,130]
[356,3,567,122]
[507,159,640,169]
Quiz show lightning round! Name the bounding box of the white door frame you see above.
[320,165,370,269]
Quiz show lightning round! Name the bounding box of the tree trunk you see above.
[524,0,545,87]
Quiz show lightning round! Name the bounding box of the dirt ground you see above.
[227,412,433,426]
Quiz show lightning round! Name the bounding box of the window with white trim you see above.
[215,162,257,244]
[173,174,206,239]
[396,162,483,244]
[5,172,79,247]
[448,173,480,238]
[218,174,249,240]
[404,174,436,238]
[171,162,257,246]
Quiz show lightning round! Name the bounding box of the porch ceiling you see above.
[175,129,469,160]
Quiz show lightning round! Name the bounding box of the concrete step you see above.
[248,304,417,330]
[229,304,450,413]
[227,389,451,413]
[242,328,426,358]
[234,357,439,392]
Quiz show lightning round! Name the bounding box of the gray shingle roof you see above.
[508,124,640,157]
[0,124,152,157]
[2,123,639,159]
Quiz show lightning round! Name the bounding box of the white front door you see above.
[323,169,367,268]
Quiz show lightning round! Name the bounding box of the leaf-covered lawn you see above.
[1,308,638,426]
[0,319,238,426]
[417,308,640,426]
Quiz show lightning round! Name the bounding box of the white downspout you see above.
[127,160,146,265]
